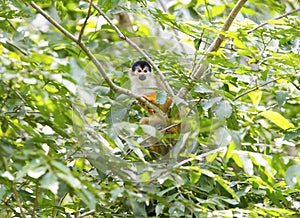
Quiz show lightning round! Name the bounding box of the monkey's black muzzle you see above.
[139,74,146,81]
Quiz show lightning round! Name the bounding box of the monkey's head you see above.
[131,60,152,81]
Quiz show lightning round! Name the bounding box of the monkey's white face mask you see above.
[129,65,160,96]
[134,66,151,81]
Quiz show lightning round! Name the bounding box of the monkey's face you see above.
[131,60,152,81]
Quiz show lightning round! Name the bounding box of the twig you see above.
[174,146,226,168]
[2,157,25,218]
[29,1,166,119]
[147,147,226,183]
[53,192,67,218]
[233,78,279,100]
[247,8,300,34]
[291,81,300,91]
[140,122,181,146]
[32,178,40,218]
[78,0,93,42]
[5,41,28,55]
[92,3,174,96]
[78,209,96,218]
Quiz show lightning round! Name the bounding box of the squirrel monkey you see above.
[129,60,178,155]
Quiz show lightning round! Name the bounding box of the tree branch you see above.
[177,0,248,98]
[78,209,96,218]
[92,3,175,96]
[32,178,40,218]
[292,81,300,91]
[191,0,248,80]
[2,157,25,218]
[233,78,279,101]
[29,1,166,118]
[78,0,92,42]
[147,147,226,183]
[247,8,300,34]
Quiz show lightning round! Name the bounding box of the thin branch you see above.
[29,1,166,118]
[53,192,67,218]
[173,146,226,168]
[2,157,25,218]
[32,179,40,218]
[147,147,226,183]
[247,8,300,34]
[4,41,28,55]
[92,3,175,96]
[78,209,96,218]
[78,0,93,42]
[291,81,300,91]
[30,2,77,42]
[140,122,181,146]
[233,78,279,101]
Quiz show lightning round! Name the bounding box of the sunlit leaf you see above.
[41,171,59,195]
[260,111,295,130]
[189,169,201,184]
[248,90,262,107]
[285,165,300,189]
[214,100,232,119]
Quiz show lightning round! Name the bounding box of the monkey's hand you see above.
[140,92,172,114]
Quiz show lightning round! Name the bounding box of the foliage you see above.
[0,0,299,217]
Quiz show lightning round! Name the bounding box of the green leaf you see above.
[206,152,218,162]
[284,128,300,140]
[194,38,201,51]
[248,90,262,107]
[1,117,9,133]
[214,100,232,119]
[260,111,295,130]
[26,52,53,65]
[155,204,165,216]
[140,171,151,183]
[202,97,222,111]
[98,0,120,12]
[211,5,226,17]
[202,169,240,201]
[40,171,59,195]
[156,91,167,104]
[28,165,48,179]
[189,169,201,184]
[275,91,289,109]
[285,165,300,189]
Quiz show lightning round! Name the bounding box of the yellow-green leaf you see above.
[260,111,294,130]
[248,90,262,107]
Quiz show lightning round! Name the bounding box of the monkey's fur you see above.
[129,60,180,155]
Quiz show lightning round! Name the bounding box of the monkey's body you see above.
[129,60,179,156]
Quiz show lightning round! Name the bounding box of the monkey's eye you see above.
[137,69,142,73]
[143,70,148,73]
